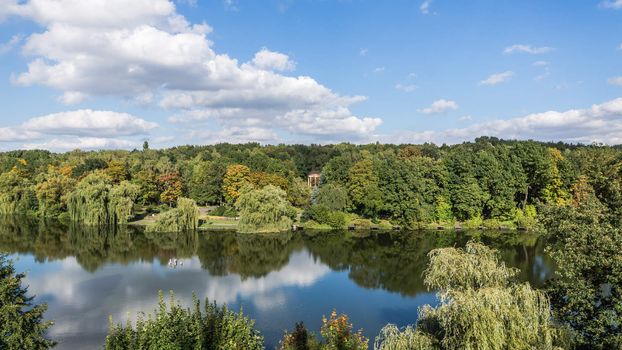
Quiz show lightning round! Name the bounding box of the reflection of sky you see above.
[10,250,429,349]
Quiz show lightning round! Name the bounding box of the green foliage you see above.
[348,158,382,218]
[541,182,622,349]
[0,167,37,215]
[108,181,140,224]
[305,205,346,229]
[0,254,55,350]
[35,166,75,217]
[105,291,263,350]
[374,324,436,350]
[67,172,140,226]
[315,183,348,212]
[67,171,112,226]
[375,242,563,350]
[236,185,296,233]
[147,197,199,232]
[223,164,252,204]
[288,177,312,208]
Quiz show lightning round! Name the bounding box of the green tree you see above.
[348,158,382,218]
[35,165,76,217]
[288,177,312,208]
[132,169,160,205]
[147,197,199,232]
[236,185,296,233]
[108,181,141,224]
[541,179,622,349]
[315,183,348,212]
[0,255,56,349]
[66,171,112,226]
[0,167,37,215]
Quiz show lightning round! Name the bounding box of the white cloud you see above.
[608,76,622,86]
[419,99,458,115]
[386,97,622,145]
[504,44,554,55]
[0,109,157,149]
[407,73,417,80]
[420,0,433,14]
[4,0,378,142]
[479,71,514,86]
[533,60,549,67]
[23,137,139,150]
[600,0,622,9]
[459,115,472,122]
[22,109,157,137]
[359,48,368,56]
[0,34,22,54]
[395,83,417,92]
[250,48,296,72]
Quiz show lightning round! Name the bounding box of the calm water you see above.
[0,217,554,349]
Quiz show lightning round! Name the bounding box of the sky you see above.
[0,0,621,151]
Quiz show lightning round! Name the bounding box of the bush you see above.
[280,311,367,350]
[482,218,502,230]
[349,218,372,230]
[105,291,263,350]
[305,205,346,229]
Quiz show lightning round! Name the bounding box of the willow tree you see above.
[374,242,564,350]
[147,197,199,232]
[67,172,112,226]
[236,185,295,233]
[108,181,140,225]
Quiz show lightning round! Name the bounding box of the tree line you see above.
[1,137,621,231]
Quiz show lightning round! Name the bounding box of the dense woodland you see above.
[1,137,622,231]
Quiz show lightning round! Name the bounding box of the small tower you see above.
[307,171,321,188]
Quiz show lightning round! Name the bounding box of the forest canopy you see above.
[0,138,620,231]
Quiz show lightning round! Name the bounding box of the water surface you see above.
[0,217,553,349]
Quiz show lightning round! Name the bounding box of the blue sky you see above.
[0,0,621,150]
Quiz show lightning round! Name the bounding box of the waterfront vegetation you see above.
[2,138,622,233]
[1,138,622,349]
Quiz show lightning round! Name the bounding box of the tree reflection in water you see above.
[0,216,553,296]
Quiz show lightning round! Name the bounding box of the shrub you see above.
[305,205,346,229]
[321,310,368,350]
[105,291,263,350]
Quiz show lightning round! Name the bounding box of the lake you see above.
[0,216,554,349]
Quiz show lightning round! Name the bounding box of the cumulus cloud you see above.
[2,0,378,142]
[420,0,433,14]
[386,97,622,145]
[419,99,458,115]
[504,44,554,55]
[608,76,622,86]
[0,109,157,150]
[479,71,514,86]
[250,48,296,72]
